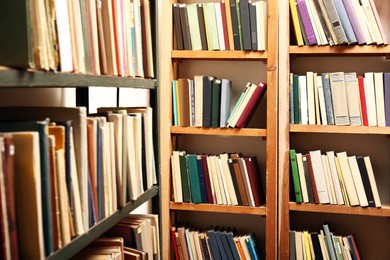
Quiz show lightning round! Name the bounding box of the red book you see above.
[220,1,230,50]
[170,227,180,260]
[305,153,319,204]
[201,155,214,204]
[235,81,267,128]
[244,157,265,207]
[358,76,368,126]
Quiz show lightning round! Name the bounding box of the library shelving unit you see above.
[278,0,390,259]
[159,0,278,259]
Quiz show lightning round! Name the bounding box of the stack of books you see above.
[290,72,390,127]
[289,149,381,207]
[173,0,268,51]
[290,0,388,46]
[0,106,157,258]
[290,224,360,259]
[171,151,265,207]
[171,225,261,260]
[172,77,267,128]
[0,0,154,78]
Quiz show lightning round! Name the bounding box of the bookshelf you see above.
[159,0,278,259]
[279,0,390,259]
[0,0,160,259]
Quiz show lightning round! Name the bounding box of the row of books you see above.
[290,0,388,46]
[290,224,360,260]
[74,214,159,260]
[0,0,154,78]
[171,225,260,260]
[290,72,390,127]
[171,151,265,207]
[173,0,268,51]
[0,106,157,257]
[289,149,381,207]
[172,76,267,128]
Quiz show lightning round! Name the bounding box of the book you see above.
[299,75,308,124]
[296,153,309,203]
[313,0,336,45]
[289,0,305,46]
[363,156,381,208]
[197,4,208,50]
[326,151,344,205]
[364,72,378,126]
[289,149,303,203]
[178,3,192,51]
[361,0,383,45]
[221,1,233,50]
[214,3,226,51]
[368,0,388,44]
[230,0,241,50]
[186,154,202,203]
[244,157,265,206]
[220,79,232,127]
[187,3,202,51]
[211,79,222,128]
[249,2,258,51]
[317,75,328,125]
[296,0,317,45]
[341,0,365,44]
[374,72,385,127]
[306,71,316,124]
[329,72,350,125]
[321,73,335,125]
[322,0,348,44]
[203,3,220,50]
[355,156,375,207]
[202,76,214,127]
[309,150,330,204]
[332,0,357,44]
[344,72,362,126]
[336,152,359,206]
[385,73,390,126]
[239,0,252,50]
[256,0,268,51]
[357,76,369,126]
[172,3,184,50]
[347,156,368,207]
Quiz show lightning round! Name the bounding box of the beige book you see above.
[309,150,330,204]
[317,0,338,45]
[361,0,383,44]
[350,0,373,44]
[124,0,135,77]
[348,156,369,207]
[112,0,126,76]
[119,110,129,206]
[322,155,336,205]
[374,72,386,126]
[67,0,80,72]
[326,151,344,205]
[172,151,183,203]
[364,72,378,126]
[35,0,50,70]
[186,229,197,259]
[101,0,118,75]
[132,113,144,195]
[295,231,304,260]
[96,0,108,74]
[363,156,382,207]
[0,138,10,259]
[306,72,316,125]
[13,133,45,259]
[88,0,101,75]
[106,121,116,215]
[194,75,204,127]
[313,73,321,125]
[239,236,252,259]
[192,231,202,260]
[220,153,239,205]
[336,152,359,206]
[133,0,145,77]
[318,231,330,260]
[99,119,109,218]
[44,0,59,71]
[256,0,268,51]
[296,153,309,203]
[127,114,143,200]
[207,156,222,204]
[55,0,73,72]
[330,72,350,125]
[344,72,362,126]
[129,214,160,259]
[71,0,86,74]
[215,156,228,205]
[317,75,328,125]
[335,157,350,206]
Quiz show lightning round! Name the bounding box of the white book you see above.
[330,72,350,125]
[194,75,204,127]
[322,155,337,205]
[344,72,362,126]
[374,72,386,126]
[216,156,230,205]
[313,73,321,125]
[207,156,222,204]
[186,4,202,50]
[256,0,268,50]
[361,0,383,44]
[347,156,369,207]
[309,150,330,204]
[299,75,308,125]
[228,83,257,127]
[363,156,382,207]
[295,231,304,260]
[127,115,141,200]
[306,72,316,125]
[326,151,344,205]
[55,0,73,72]
[296,153,309,203]
[214,3,226,50]
[219,153,238,205]
[336,152,359,206]
[317,75,328,125]
[364,72,378,126]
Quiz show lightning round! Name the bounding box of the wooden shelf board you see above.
[171,126,267,137]
[289,202,390,217]
[47,186,159,260]
[0,68,157,89]
[290,124,390,135]
[171,50,267,60]
[170,202,266,216]
[289,45,390,55]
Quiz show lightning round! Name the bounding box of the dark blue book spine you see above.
[196,157,208,203]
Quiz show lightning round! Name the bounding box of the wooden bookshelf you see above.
[172,50,267,60]
[289,45,390,55]
[290,124,390,135]
[171,126,267,137]
[170,202,267,216]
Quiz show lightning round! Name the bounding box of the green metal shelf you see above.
[46,186,159,260]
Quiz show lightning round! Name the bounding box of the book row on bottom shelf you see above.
[171,151,265,207]
[289,149,381,207]
[290,71,390,127]
[171,224,261,260]
[172,76,267,129]
[0,106,157,258]
[290,223,360,260]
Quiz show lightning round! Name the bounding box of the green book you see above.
[289,149,303,203]
[0,120,54,256]
[186,154,202,203]
[211,79,222,128]
[178,151,191,203]
[0,0,34,68]
[235,0,243,50]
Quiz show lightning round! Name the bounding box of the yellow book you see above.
[303,231,312,260]
[289,0,304,46]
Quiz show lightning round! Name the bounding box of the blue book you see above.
[332,0,357,44]
[196,155,208,203]
[323,224,337,260]
[0,120,54,256]
[245,234,260,260]
[218,231,234,260]
[96,119,102,220]
[214,230,229,259]
[201,236,211,260]
[207,230,222,260]
[225,231,240,260]
[88,171,97,227]
[220,79,232,127]
[172,80,178,126]
[321,73,335,125]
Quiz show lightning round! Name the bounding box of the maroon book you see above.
[201,155,214,204]
[244,157,265,207]
[305,153,319,204]
[235,81,267,128]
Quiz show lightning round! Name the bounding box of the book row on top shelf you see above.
[0,0,154,78]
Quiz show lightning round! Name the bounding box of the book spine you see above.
[289,149,303,203]
[197,4,208,50]
[296,0,317,45]
[384,73,390,126]
[230,0,241,50]
[357,76,368,126]
[322,0,348,44]
[341,0,365,44]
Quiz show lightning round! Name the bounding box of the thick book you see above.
[203,3,220,50]
[172,3,184,50]
[296,0,317,45]
[336,152,359,206]
[249,2,258,50]
[244,157,265,206]
[187,3,202,51]
[230,154,249,206]
[239,0,252,50]
[313,0,336,45]
[289,149,303,203]
[332,0,358,44]
[197,4,208,50]
[329,72,350,125]
[207,230,222,260]
[186,154,202,203]
[235,81,267,128]
[308,150,330,204]
[178,3,192,50]
[177,78,191,127]
[355,156,375,207]
[344,72,362,125]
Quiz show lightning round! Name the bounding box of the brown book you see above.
[124,247,147,260]
[244,157,265,207]
[173,3,184,50]
[230,153,249,206]
[96,1,108,74]
[196,4,208,50]
[305,153,319,204]
[220,1,230,50]
[179,3,192,50]
[177,78,191,127]
[141,0,154,78]
[101,0,118,75]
